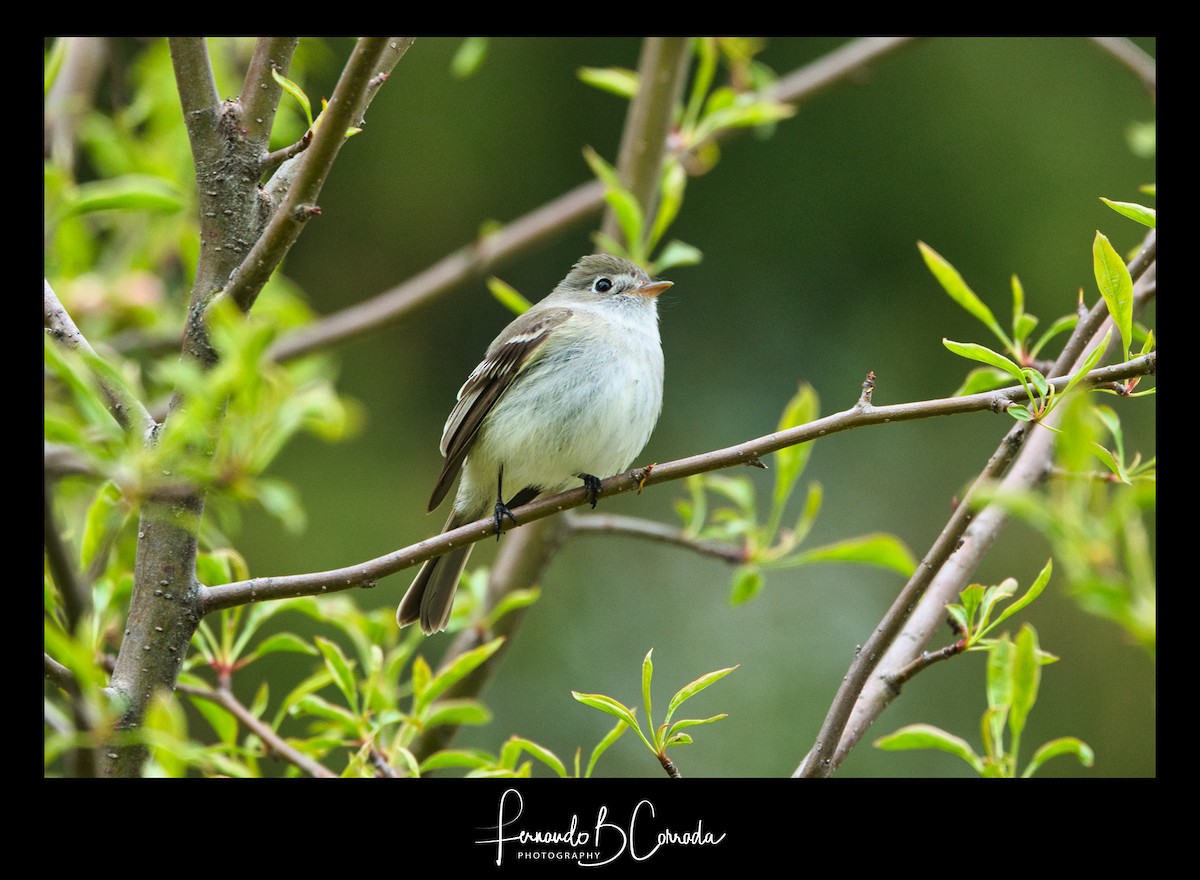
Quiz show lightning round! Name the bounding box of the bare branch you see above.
[240,37,299,146]
[178,682,338,778]
[564,511,747,564]
[168,38,222,158]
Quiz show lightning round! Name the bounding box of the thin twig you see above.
[178,682,338,778]
[44,476,90,630]
[564,511,746,564]
[44,652,75,692]
[1088,37,1156,98]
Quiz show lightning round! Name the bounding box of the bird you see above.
[397,254,673,634]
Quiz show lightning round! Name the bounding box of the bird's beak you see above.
[633,280,673,299]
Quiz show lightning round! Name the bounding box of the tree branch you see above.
[223,37,402,313]
[240,37,299,147]
[44,476,90,631]
[201,352,1155,613]
[167,38,221,159]
[602,37,691,246]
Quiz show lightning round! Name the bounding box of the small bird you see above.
[397,254,673,634]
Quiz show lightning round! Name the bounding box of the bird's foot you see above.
[493,500,517,539]
[580,473,602,508]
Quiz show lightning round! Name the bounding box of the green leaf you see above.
[975,578,1017,632]
[649,161,687,251]
[986,635,1013,713]
[1010,274,1026,335]
[776,532,917,576]
[1062,329,1112,398]
[410,655,431,703]
[953,367,1012,396]
[451,37,488,78]
[315,637,357,714]
[586,719,630,778]
[1009,624,1041,741]
[188,693,239,746]
[1022,737,1095,777]
[990,559,1052,632]
[943,339,1025,383]
[80,481,124,573]
[421,748,495,771]
[1100,197,1156,229]
[919,242,1010,348]
[487,276,532,315]
[772,384,818,514]
[1092,231,1133,359]
[577,66,639,99]
[62,174,185,216]
[424,698,493,729]
[664,665,738,727]
[946,604,970,636]
[245,632,319,662]
[652,240,703,273]
[484,587,541,628]
[729,566,763,605]
[272,68,313,128]
[641,649,654,735]
[573,691,652,753]
[289,694,359,735]
[583,146,644,254]
[874,723,985,774]
[1028,313,1079,359]
[504,736,568,778]
[418,637,505,713]
[665,714,729,741]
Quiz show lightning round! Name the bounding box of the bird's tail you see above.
[396,512,473,635]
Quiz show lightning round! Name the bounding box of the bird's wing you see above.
[427,306,574,511]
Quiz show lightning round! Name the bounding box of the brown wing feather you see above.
[426,307,573,511]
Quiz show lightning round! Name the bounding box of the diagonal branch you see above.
[224,37,410,314]
[44,278,156,438]
[177,682,338,778]
[240,37,300,146]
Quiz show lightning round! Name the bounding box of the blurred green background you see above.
[224,37,1153,777]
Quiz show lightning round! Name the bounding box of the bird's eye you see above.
[593,277,613,293]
